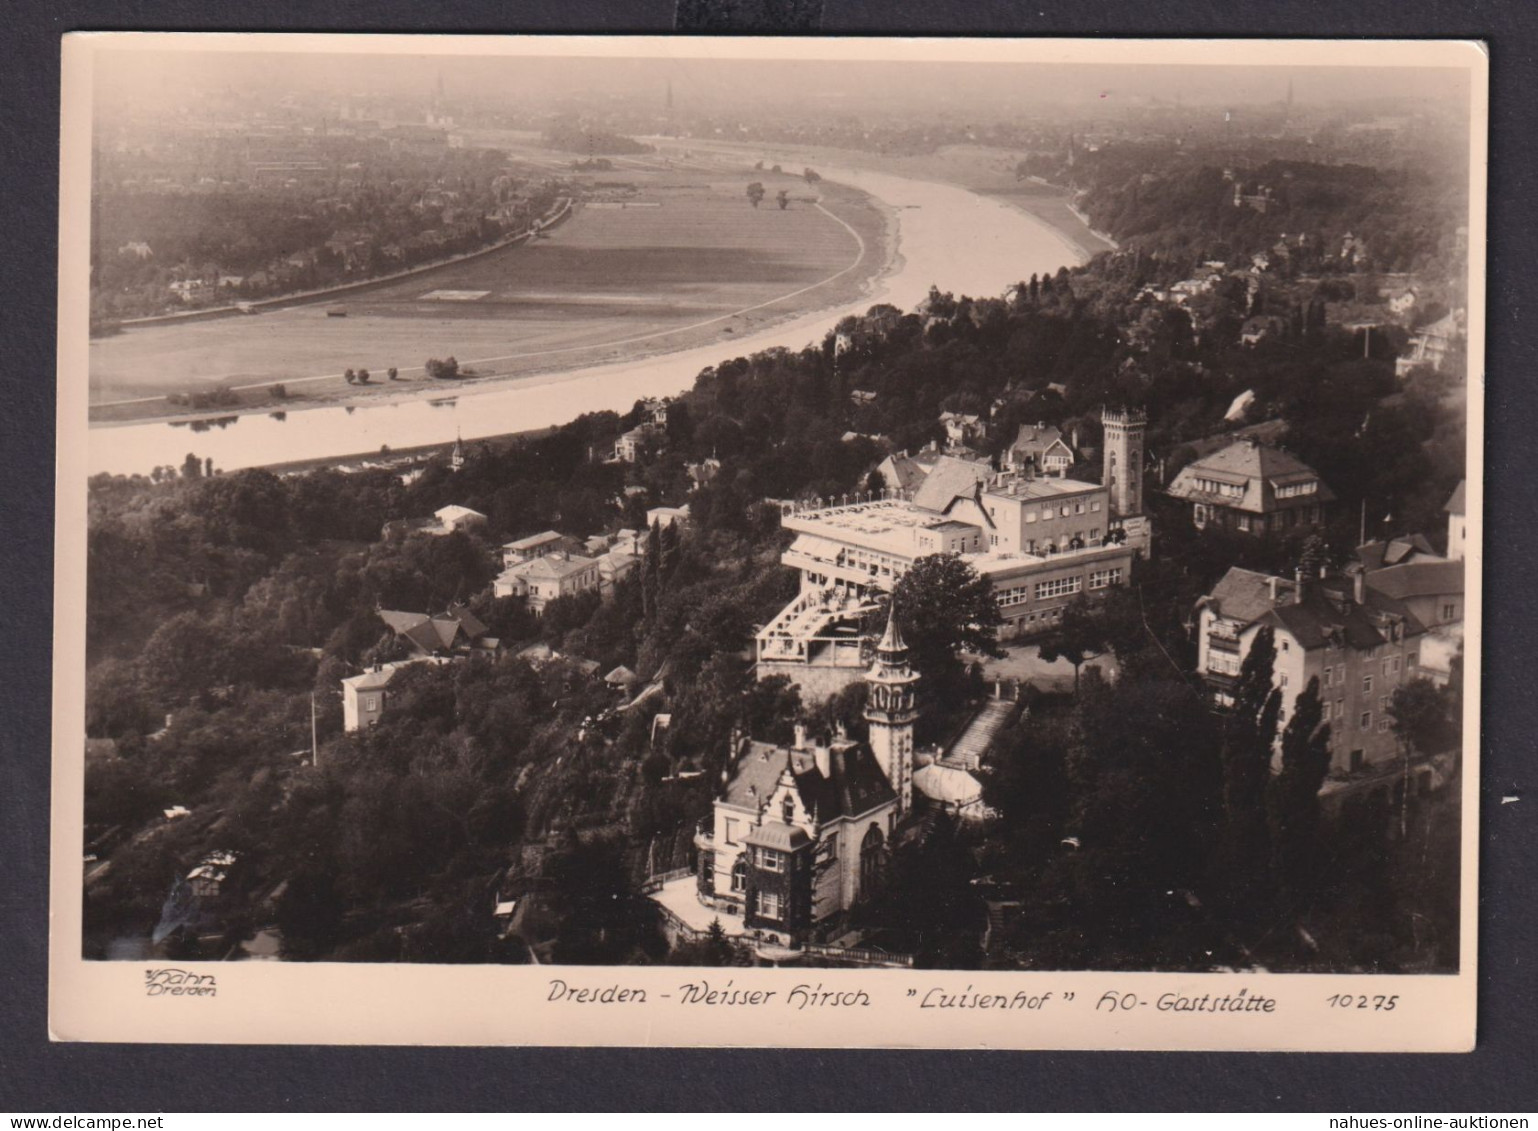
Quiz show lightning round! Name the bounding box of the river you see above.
[86,165,1085,477]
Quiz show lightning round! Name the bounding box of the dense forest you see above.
[83,181,1467,967]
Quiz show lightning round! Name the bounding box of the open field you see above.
[89,160,889,420]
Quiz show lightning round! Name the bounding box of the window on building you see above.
[1324,666,1333,686]
[758,891,782,920]
[759,848,785,873]
[1442,602,1457,620]
[1360,711,1372,731]
[1089,567,1123,590]
[1383,658,1393,678]
[1274,480,1319,499]
[364,695,379,712]
[1075,503,1084,514]
[1091,500,1101,512]
[724,819,738,846]
[781,795,795,824]
[1280,639,1290,652]
[1349,749,1364,773]
[858,825,885,900]
[1377,717,1392,733]
[1363,675,1374,694]
[1025,511,1037,524]
[730,858,746,893]
[1035,576,1083,600]
[1236,514,1252,533]
[1280,673,1289,688]
[824,832,838,861]
[1208,652,1242,677]
[1335,699,1345,719]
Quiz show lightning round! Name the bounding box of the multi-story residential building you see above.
[757,409,1151,695]
[494,550,602,613]
[692,611,918,949]
[1166,438,1334,535]
[1195,566,1431,777]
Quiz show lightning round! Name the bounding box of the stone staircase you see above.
[942,698,1017,770]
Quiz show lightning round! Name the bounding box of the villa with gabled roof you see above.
[1167,438,1335,535]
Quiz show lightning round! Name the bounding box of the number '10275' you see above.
[1327,994,1399,1010]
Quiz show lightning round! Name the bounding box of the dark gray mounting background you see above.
[2,1,1533,1113]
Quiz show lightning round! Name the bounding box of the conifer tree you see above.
[1267,675,1332,897]
[1214,625,1282,918]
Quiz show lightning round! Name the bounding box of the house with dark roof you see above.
[377,603,496,658]
[1196,565,1437,782]
[1355,533,1438,573]
[1167,438,1334,535]
[684,611,920,951]
[870,444,955,496]
[1006,423,1075,477]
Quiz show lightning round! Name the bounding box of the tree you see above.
[746,182,766,209]
[1389,677,1458,838]
[1035,594,1112,694]
[803,168,821,184]
[1267,675,1332,897]
[387,367,399,381]
[181,452,203,480]
[776,189,790,210]
[356,368,371,385]
[344,368,356,385]
[1214,626,1282,921]
[891,554,1004,692]
[426,356,460,380]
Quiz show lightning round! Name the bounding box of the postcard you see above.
[51,33,1485,1049]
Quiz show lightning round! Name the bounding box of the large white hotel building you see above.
[756,408,1153,697]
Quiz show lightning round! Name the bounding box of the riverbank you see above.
[90,174,893,426]
[86,160,1084,476]
[101,198,575,332]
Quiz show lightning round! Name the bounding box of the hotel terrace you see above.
[756,478,1150,694]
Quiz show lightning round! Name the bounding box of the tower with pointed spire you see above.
[449,430,465,472]
[864,604,920,817]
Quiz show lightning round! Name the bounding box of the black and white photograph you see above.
[50,34,1485,1049]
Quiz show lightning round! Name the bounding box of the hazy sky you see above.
[94,46,1473,120]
